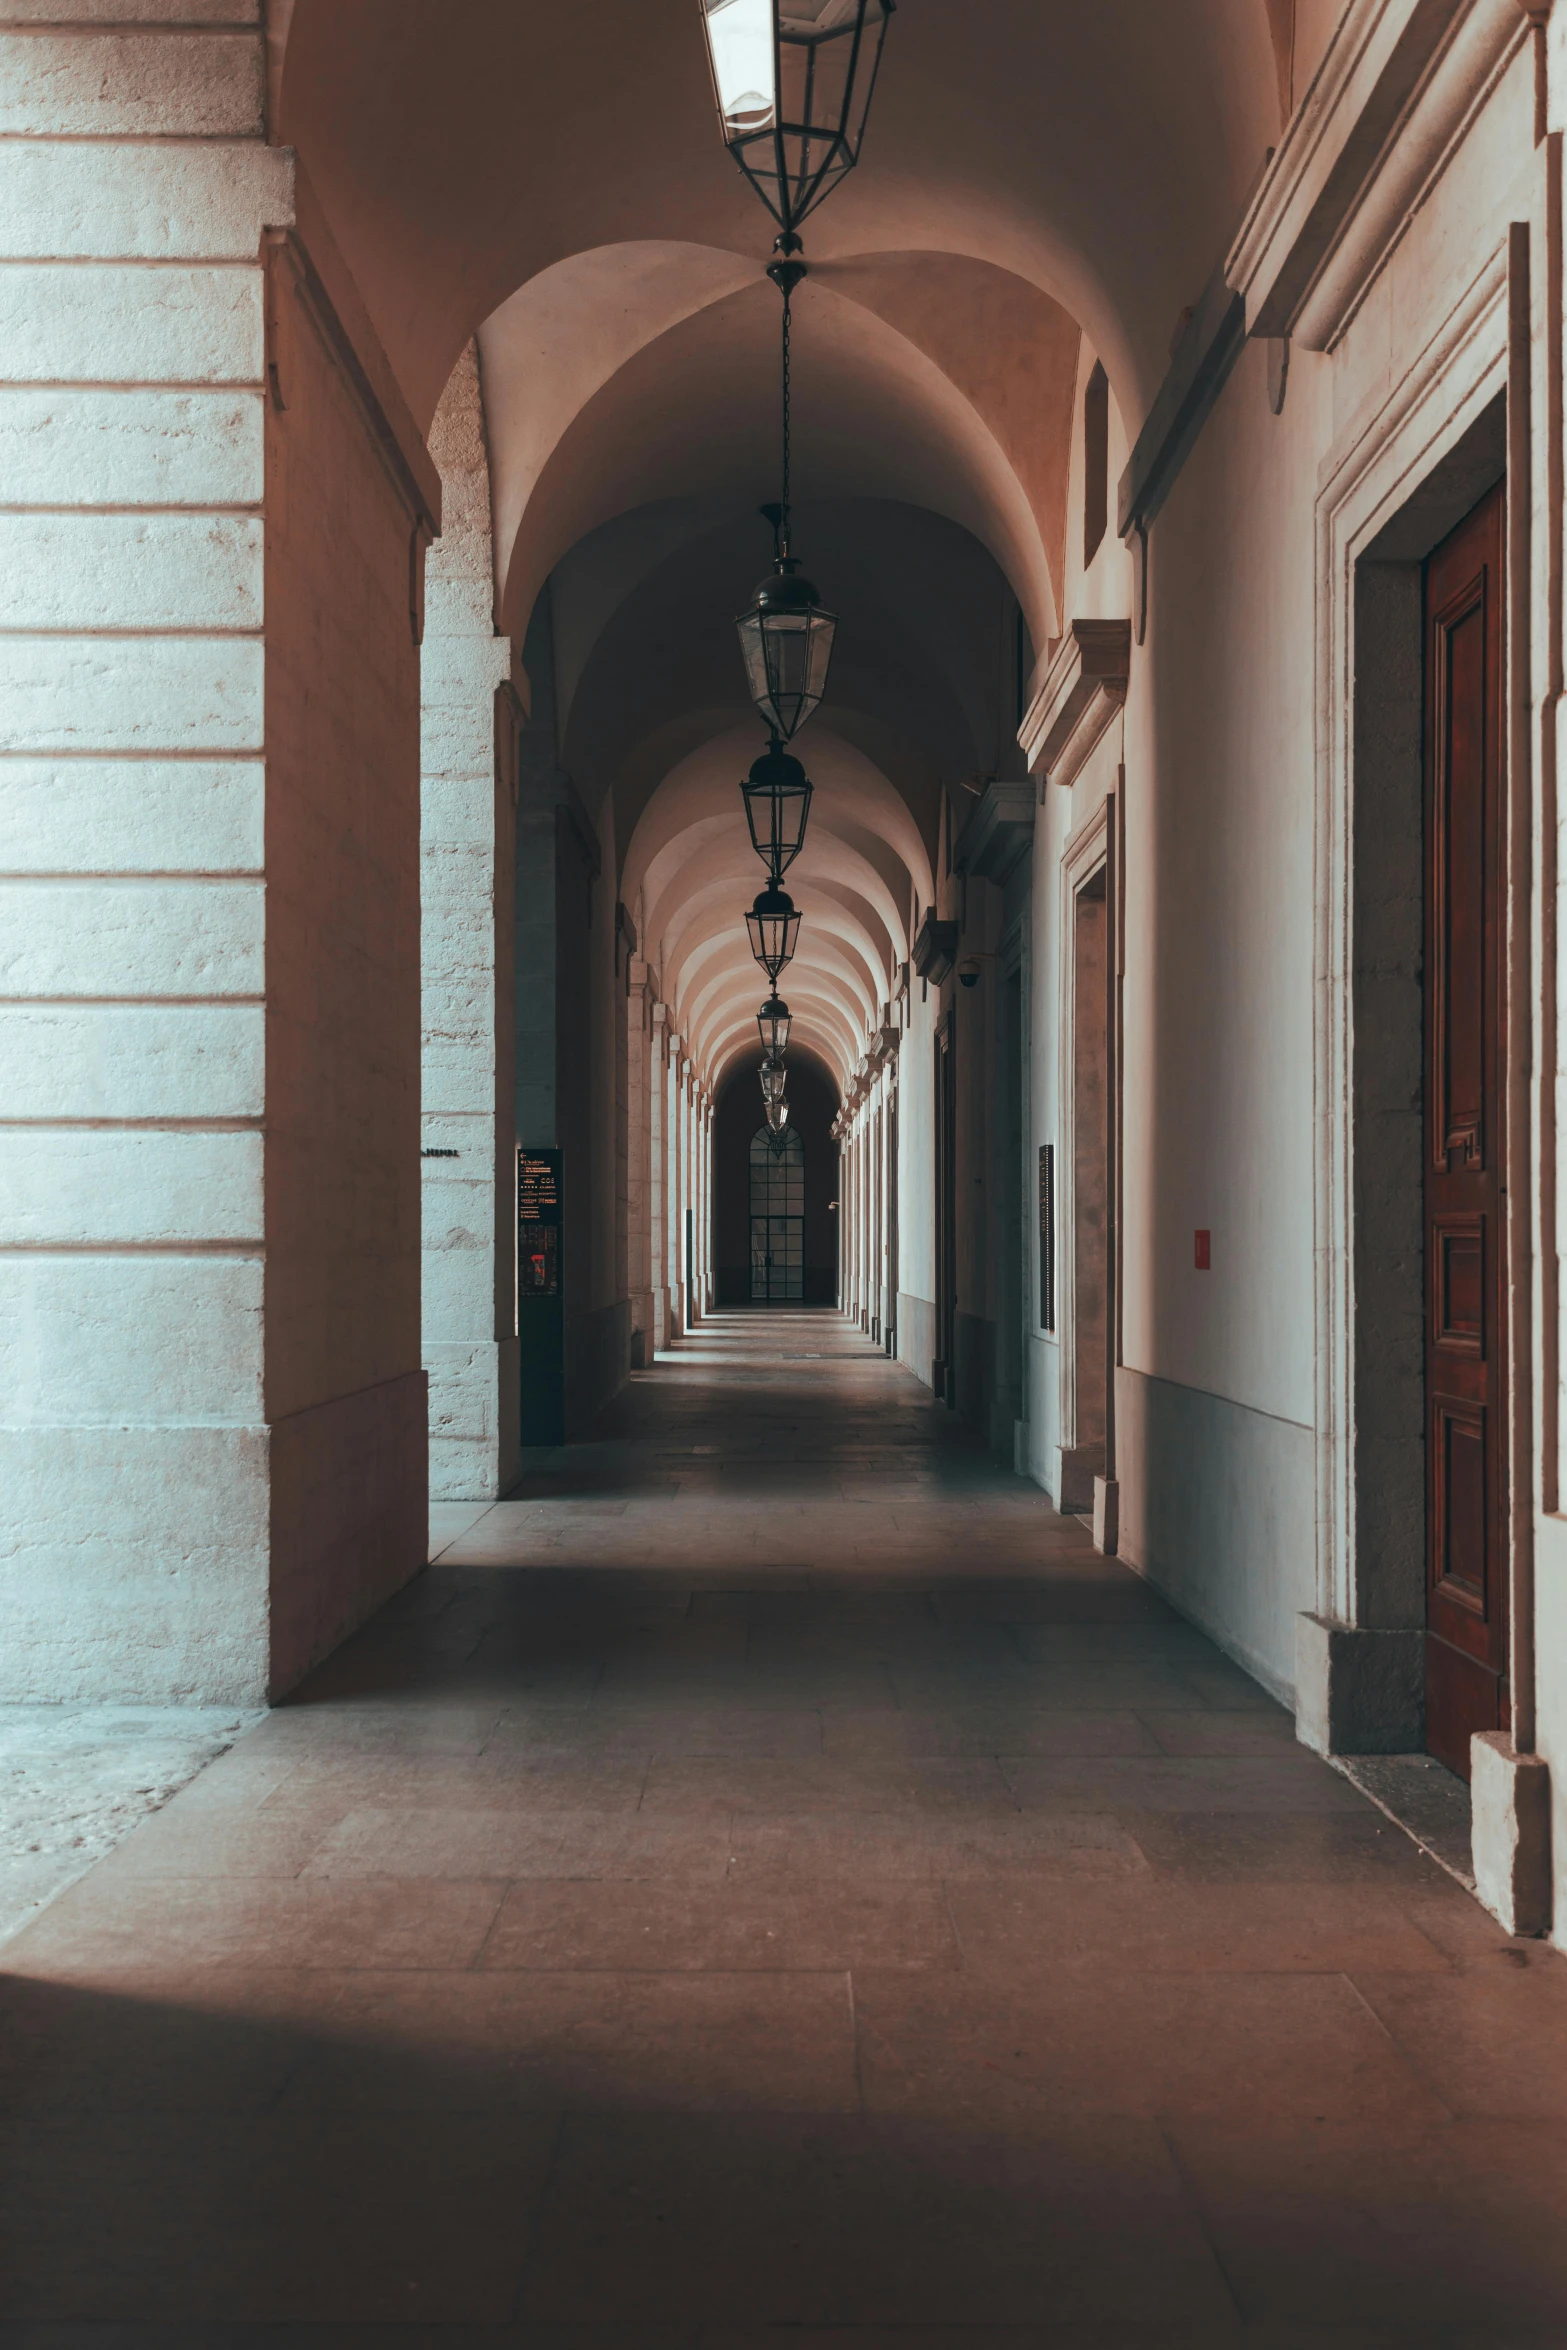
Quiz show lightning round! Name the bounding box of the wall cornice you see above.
[953,779,1036,882]
[1019,619,1131,787]
[1226,0,1528,350]
[911,907,959,986]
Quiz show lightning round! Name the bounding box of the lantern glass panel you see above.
[702,0,775,132]
[760,1059,787,1103]
[746,886,800,982]
[757,994,791,1056]
[701,0,894,237]
[737,596,836,742]
[742,746,812,875]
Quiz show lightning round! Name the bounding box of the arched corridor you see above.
[11,1310,1567,2333]
[6,0,1567,2330]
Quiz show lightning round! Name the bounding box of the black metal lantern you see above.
[741,741,813,875]
[757,993,791,1057]
[699,0,895,247]
[765,1094,790,1140]
[759,1057,787,1104]
[746,883,800,982]
[737,566,836,743]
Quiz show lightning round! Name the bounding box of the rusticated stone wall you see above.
[0,4,429,1699]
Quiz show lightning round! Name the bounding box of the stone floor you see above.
[3,1308,1566,2346]
[0,1704,261,1947]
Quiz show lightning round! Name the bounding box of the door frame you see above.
[1059,792,1117,1511]
[1422,480,1509,1771]
[1315,225,1538,1757]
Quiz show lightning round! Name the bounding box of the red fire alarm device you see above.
[1194,1229,1211,1270]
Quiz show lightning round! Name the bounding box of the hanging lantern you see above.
[741,741,813,874]
[757,993,791,1057]
[746,882,800,982]
[699,0,896,246]
[759,1057,787,1104]
[765,1094,790,1140]
[736,566,836,743]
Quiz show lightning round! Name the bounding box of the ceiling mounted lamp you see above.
[736,528,836,743]
[699,0,895,249]
[746,882,801,983]
[759,1057,788,1104]
[742,740,813,876]
[757,992,791,1057]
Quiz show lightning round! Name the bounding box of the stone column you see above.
[846,1129,859,1319]
[420,343,520,1500]
[701,1092,714,1312]
[674,1047,690,1335]
[0,7,433,1700]
[666,1040,684,1339]
[625,957,653,1365]
[864,1123,878,1344]
[649,1004,669,1348]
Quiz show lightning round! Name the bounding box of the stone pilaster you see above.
[649,1003,670,1349]
[420,341,520,1500]
[0,6,432,1698]
[625,956,654,1365]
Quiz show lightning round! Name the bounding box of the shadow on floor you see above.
[2,1312,1564,2342]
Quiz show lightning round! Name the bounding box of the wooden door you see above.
[1072,870,1110,1483]
[1423,479,1508,1779]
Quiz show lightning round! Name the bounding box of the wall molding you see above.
[1116,264,1248,539]
[1056,793,1114,1468]
[953,778,1035,882]
[1227,0,1528,350]
[1311,227,1515,1632]
[1019,619,1131,786]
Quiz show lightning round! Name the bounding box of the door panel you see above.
[1423,479,1507,1778]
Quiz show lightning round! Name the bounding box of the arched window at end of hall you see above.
[749,1125,805,1302]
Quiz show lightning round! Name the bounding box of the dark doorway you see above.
[750,1126,805,1301]
[1423,478,1509,1778]
[713,1056,839,1305]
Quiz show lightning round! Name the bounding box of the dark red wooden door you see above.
[1423,479,1508,1779]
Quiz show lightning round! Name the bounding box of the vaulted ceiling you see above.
[279,0,1281,1087]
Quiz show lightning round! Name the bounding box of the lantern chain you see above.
[779,276,793,560]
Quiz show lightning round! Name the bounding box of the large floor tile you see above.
[1171,2120,1567,2331]
[517,2115,1236,2329]
[851,1968,1450,2125]
[480,1878,959,1973]
[3,1873,506,1971]
[942,1874,1454,1976]
[275,1967,857,2113]
[301,1807,734,1882]
[0,2109,558,2324]
[1349,1953,1567,2117]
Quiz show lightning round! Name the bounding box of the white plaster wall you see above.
[1107,341,1323,1689]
